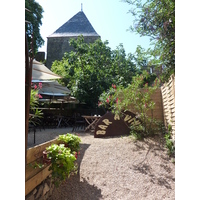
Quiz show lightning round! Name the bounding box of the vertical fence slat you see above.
[161,75,175,140]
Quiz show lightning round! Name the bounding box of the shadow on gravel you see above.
[131,136,174,190]
[50,175,103,200]
[48,143,103,200]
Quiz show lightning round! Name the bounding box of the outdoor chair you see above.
[72,114,86,132]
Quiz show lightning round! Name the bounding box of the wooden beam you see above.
[25,165,52,196]
[26,138,59,164]
[25,157,50,181]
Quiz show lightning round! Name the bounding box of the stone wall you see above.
[25,175,55,200]
[46,36,100,69]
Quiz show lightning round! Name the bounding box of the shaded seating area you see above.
[72,113,87,132]
[28,58,105,142]
[41,114,72,128]
[28,105,105,145]
[28,60,102,137]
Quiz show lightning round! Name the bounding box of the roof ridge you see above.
[48,11,100,38]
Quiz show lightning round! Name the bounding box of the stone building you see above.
[46,10,100,69]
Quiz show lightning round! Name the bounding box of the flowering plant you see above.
[29,82,43,125]
[98,71,161,139]
[98,84,118,111]
[114,71,161,138]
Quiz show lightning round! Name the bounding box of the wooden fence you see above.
[127,88,164,123]
[25,138,60,196]
[161,75,175,140]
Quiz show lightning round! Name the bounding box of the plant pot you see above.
[43,150,51,164]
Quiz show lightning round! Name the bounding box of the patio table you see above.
[82,115,101,132]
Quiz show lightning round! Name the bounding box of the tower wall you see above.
[46,35,100,69]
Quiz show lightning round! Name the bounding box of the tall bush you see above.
[99,71,161,138]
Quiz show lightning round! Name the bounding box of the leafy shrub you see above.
[164,125,175,156]
[58,133,81,154]
[29,82,43,125]
[129,118,144,140]
[99,71,161,139]
[45,144,77,187]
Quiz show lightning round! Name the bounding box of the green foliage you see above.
[46,144,77,187]
[164,124,175,156]
[25,0,44,55]
[29,162,44,169]
[98,84,117,111]
[118,71,160,137]
[129,118,144,140]
[99,71,161,138]
[58,133,81,153]
[132,45,150,70]
[51,36,139,108]
[123,0,175,81]
[29,83,43,125]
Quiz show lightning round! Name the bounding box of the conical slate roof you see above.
[48,11,99,37]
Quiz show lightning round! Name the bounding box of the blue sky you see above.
[36,0,151,56]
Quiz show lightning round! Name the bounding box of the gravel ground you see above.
[28,128,175,200]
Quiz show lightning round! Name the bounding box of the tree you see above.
[25,0,44,56]
[51,36,138,108]
[123,0,175,81]
[111,44,139,86]
[132,45,157,85]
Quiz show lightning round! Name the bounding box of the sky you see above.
[36,0,151,56]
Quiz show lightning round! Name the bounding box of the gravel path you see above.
[28,128,175,199]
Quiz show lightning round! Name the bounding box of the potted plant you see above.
[58,133,81,158]
[43,143,77,187]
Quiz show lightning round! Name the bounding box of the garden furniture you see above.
[82,115,101,132]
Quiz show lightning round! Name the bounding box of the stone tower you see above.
[46,10,100,69]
